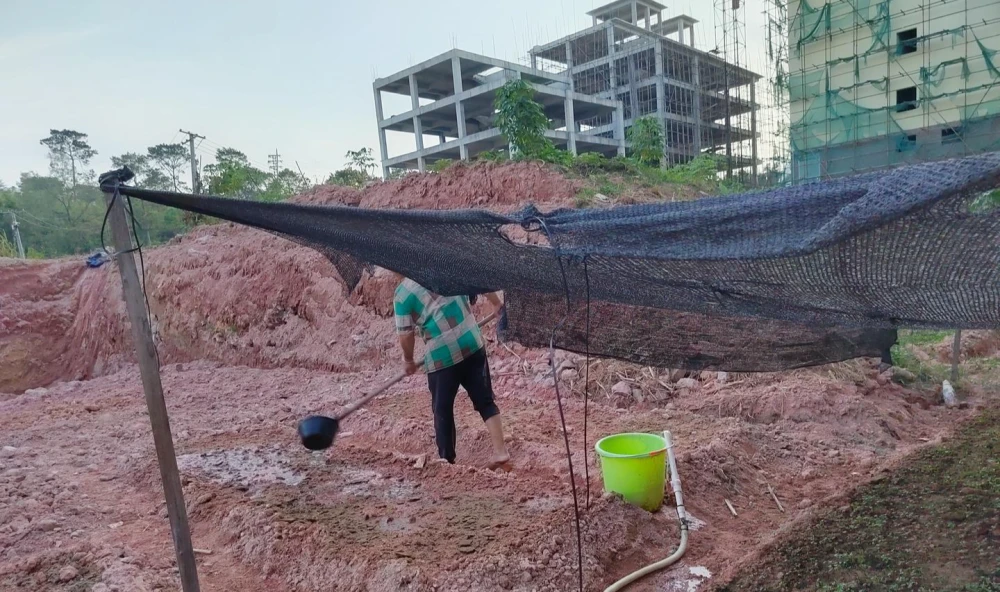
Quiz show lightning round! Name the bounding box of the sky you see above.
[0,0,768,187]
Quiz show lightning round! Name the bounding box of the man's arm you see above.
[394,287,420,375]
[399,331,418,375]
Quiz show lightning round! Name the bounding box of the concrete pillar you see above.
[373,85,390,179]
[616,104,626,156]
[692,55,702,155]
[531,54,537,69]
[563,41,577,154]
[607,25,617,95]
[409,74,425,173]
[689,25,695,47]
[631,1,638,25]
[645,5,651,30]
[750,80,759,183]
[654,42,667,167]
[564,41,577,154]
[678,26,685,45]
[451,56,468,160]
[565,96,577,155]
[438,134,446,145]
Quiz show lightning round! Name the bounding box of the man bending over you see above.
[393,274,511,470]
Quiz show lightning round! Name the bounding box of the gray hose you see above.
[603,430,689,592]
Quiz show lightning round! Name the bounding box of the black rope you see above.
[101,180,161,368]
[99,188,117,255]
[583,256,592,511]
[531,216,584,592]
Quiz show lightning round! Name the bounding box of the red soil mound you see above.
[0,162,577,394]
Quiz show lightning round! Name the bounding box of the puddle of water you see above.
[685,512,707,531]
[660,565,712,592]
[178,446,304,490]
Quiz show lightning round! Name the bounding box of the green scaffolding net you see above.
[788,3,1000,172]
[790,87,904,152]
[793,0,892,54]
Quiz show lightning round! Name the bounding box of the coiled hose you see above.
[603,430,689,592]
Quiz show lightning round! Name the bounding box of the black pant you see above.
[426,348,500,463]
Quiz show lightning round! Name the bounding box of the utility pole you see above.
[179,129,204,193]
[9,213,25,259]
[268,149,282,176]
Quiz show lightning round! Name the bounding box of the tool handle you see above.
[335,309,499,421]
[337,370,408,420]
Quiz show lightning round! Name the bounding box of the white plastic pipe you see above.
[603,430,689,592]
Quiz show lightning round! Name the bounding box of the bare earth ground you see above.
[1,163,994,591]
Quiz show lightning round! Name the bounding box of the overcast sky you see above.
[0,0,767,186]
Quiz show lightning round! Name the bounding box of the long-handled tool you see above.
[297,311,498,451]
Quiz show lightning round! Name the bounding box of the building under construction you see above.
[372,49,624,177]
[787,0,1000,181]
[373,0,761,179]
[530,0,760,178]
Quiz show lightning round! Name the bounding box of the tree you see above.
[0,231,15,259]
[0,184,15,210]
[627,116,665,166]
[39,129,98,222]
[261,168,311,202]
[14,172,104,256]
[111,152,173,190]
[147,143,190,192]
[345,148,377,178]
[39,129,97,188]
[326,147,378,188]
[494,79,551,157]
[326,168,369,188]
[203,148,268,199]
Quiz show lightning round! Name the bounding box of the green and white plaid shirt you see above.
[394,278,485,373]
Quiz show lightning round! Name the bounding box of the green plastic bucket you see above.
[594,432,667,512]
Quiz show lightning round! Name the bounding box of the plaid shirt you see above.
[394,279,485,373]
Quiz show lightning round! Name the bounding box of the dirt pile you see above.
[934,329,1000,362]
[0,162,577,394]
[292,161,579,211]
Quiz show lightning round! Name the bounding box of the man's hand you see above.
[485,291,504,315]
[404,358,420,375]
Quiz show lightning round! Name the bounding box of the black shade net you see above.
[100,151,1000,372]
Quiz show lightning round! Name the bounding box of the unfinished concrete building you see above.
[788,0,1000,181]
[531,0,760,176]
[372,0,760,178]
[373,50,624,177]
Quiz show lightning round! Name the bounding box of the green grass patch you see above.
[890,330,955,386]
[969,190,1000,214]
[575,187,598,209]
[898,330,953,347]
[719,407,1000,592]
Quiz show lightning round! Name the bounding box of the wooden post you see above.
[103,189,201,592]
[951,330,962,384]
